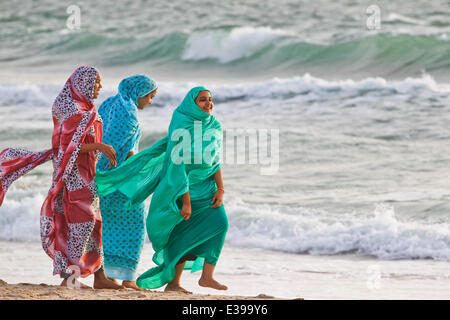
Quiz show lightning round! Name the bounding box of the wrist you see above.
[217,188,225,193]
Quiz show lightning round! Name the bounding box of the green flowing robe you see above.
[96,87,228,288]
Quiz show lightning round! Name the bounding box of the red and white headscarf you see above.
[0,66,99,205]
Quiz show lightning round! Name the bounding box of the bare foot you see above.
[60,278,92,290]
[122,280,151,291]
[108,278,120,285]
[164,283,192,294]
[198,277,228,290]
[94,277,125,290]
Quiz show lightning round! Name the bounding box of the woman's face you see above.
[137,88,158,110]
[195,90,213,114]
[93,73,102,99]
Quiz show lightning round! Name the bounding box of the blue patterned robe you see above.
[96,75,157,281]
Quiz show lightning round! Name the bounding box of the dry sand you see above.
[0,279,285,300]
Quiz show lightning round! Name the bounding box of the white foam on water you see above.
[181,26,289,63]
[1,74,447,109]
[386,13,429,26]
[210,73,450,101]
[1,177,449,262]
[0,83,58,107]
[0,82,117,108]
[0,193,45,242]
[225,199,450,262]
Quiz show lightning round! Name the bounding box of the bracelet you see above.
[217,188,225,193]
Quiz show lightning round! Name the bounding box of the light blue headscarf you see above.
[97,75,157,170]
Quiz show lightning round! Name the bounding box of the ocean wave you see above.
[178,27,450,72]
[210,73,450,102]
[0,83,60,107]
[0,192,46,242]
[385,13,429,26]
[0,82,116,107]
[1,73,448,108]
[1,190,449,262]
[3,27,450,78]
[225,200,450,262]
[181,26,290,63]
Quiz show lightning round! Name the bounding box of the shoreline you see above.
[0,280,284,300]
[1,241,450,299]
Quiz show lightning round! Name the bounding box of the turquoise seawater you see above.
[0,0,449,261]
[1,0,449,80]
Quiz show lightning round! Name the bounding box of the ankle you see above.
[94,272,107,281]
[168,281,181,287]
[200,275,213,281]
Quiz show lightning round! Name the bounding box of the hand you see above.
[180,202,192,220]
[98,143,116,167]
[211,189,224,208]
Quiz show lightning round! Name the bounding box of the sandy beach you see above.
[1,241,449,300]
[0,241,288,300]
[0,279,281,300]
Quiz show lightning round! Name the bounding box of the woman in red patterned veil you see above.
[0,66,123,289]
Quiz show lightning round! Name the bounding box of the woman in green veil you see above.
[96,87,228,292]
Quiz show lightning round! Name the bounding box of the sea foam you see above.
[1,189,449,262]
[181,26,290,63]
[225,199,450,261]
[1,74,448,108]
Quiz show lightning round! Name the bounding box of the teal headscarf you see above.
[176,86,212,121]
[96,86,222,255]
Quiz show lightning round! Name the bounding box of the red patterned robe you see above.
[0,66,104,278]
